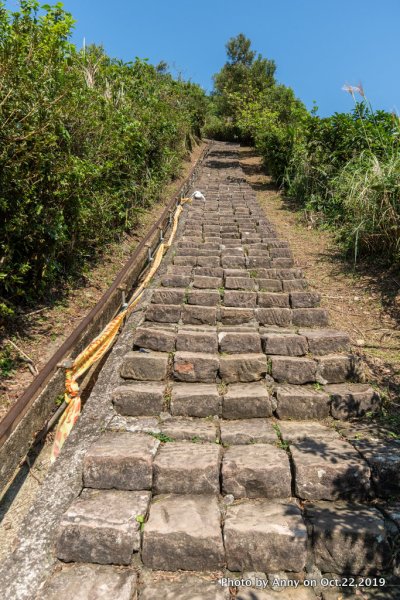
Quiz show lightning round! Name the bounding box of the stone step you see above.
[153,441,221,495]
[290,436,371,500]
[275,385,331,420]
[305,501,390,575]
[340,424,400,498]
[171,382,221,417]
[142,494,225,571]
[38,564,137,600]
[56,489,151,565]
[222,382,273,418]
[218,331,262,353]
[221,444,292,498]
[112,382,165,416]
[145,303,181,324]
[270,354,355,384]
[139,576,229,600]
[326,383,381,419]
[132,326,176,352]
[224,500,307,573]
[151,287,186,305]
[299,328,350,354]
[83,432,159,491]
[220,418,278,445]
[120,351,169,381]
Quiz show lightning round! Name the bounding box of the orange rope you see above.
[51,198,191,462]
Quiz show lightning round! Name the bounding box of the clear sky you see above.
[5,0,400,116]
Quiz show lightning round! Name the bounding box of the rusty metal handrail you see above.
[0,142,211,448]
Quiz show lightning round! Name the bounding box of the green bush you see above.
[0,1,206,317]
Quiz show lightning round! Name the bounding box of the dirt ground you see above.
[240,147,400,428]
[0,142,207,420]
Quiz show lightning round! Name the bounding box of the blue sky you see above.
[6,0,400,116]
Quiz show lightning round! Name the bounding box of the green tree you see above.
[212,33,276,120]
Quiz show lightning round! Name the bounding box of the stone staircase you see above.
[38,143,399,599]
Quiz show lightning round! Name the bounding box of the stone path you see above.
[37,143,400,599]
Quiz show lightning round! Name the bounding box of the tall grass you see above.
[333,151,400,263]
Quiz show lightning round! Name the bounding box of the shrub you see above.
[0,2,207,317]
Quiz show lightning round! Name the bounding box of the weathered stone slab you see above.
[224,269,250,278]
[258,293,290,308]
[224,500,307,572]
[316,354,354,383]
[256,308,292,327]
[272,258,294,268]
[270,356,317,384]
[120,351,169,381]
[220,419,278,445]
[160,417,217,442]
[106,415,160,435]
[112,383,165,416]
[171,383,221,417]
[279,421,339,444]
[132,326,176,352]
[176,329,218,353]
[224,290,257,308]
[174,351,219,382]
[282,279,308,292]
[166,263,193,273]
[276,268,304,280]
[225,277,256,290]
[256,279,283,292]
[161,274,191,288]
[56,489,151,565]
[194,267,224,277]
[299,328,350,355]
[192,275,223,289]
[140,578,229,600]
[220,354,267,383]
[263,333,307,356]
[305,501,390,574]
[219,307,255,325]
[221,247,243,256]
[218,331,262,353]
[237,590,315,600]
[247,256,272,269]
[292,308,329,327]
[222,382,273,419]
[83,432,159,490]
[151,288,186,305]
[326,383,381,419]
[174,255,197,267]
[182,304,217,325]
[275,385,330,420]
[222,444,292,498]
[142,495,224,571]
[290,292,321,308]
[39,564,137,600]
[197,255,221,268]
[146,304,181,323]
[188,290,221,306]
[343,428,400,498]
[153,442,222,494]
[270,247,292,258]
[291,438,371,500]
[221,255,246,269]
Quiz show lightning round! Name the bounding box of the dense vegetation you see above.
[207,35,400,266]
[0,1,207,319]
